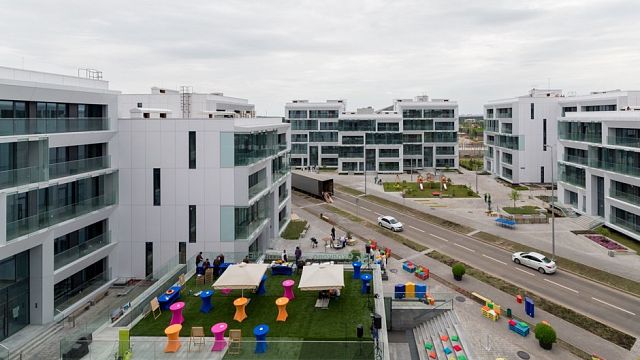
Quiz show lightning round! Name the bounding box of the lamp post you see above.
[546,144,556,261]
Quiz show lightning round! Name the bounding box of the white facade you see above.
[286,95,458,173]
[483,89,562,184]
[557,90,640,241]
[0,66,120,337]
[116,90,290,278]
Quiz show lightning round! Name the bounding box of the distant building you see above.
[285,95,459,173]
[557,90,640,241]
[483,89,563,184]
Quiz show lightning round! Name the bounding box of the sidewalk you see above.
[292,195,633,360]
[331,173,640,283]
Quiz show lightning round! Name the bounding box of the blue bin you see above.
[394,284,405,299]
[415,283,427,299]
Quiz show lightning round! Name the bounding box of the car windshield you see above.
[541,257,552,264]
[388,218,398,224]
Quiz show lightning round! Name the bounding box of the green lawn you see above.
[502,206,541,215]
[131,271,373,343]
[382,182,478,198]
[459,158,483,171]
[510,185,529,191]
[281,220,308,240]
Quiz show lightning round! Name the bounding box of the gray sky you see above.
[2,0,640,115]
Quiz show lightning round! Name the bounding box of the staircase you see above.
[412,310,472,360]
[572,214,605,230]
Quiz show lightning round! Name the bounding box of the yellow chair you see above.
[233,297,249,322]
[228,329,242,355]
[150,298,161,320]
[164,324,182,353]
[189,326,205,352]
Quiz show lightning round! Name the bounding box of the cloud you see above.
[1,0,639,114]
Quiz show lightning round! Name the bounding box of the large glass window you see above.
[611,206,640,235]
[288,110,307,119]
[0,140,48,189]
[558,121,602,143]
[321,158,338,166]
[308,132,338,143]
[610,128,640,148]
[366,133,402,145]
[341,136,364,145]
[54,258,107,311]
[424,147,434,167]
[234,195,269,240]
[379,148,399,158]
[189,205,196,243]
[153,168,161,206]
[234,131,279,165]
[496,108,513,118]
[589,146,640,177]
[319,121,339,130]
[402,134,422,143]
[291,144,308,155]
[434,122,455,131]
[403,144,422,155]
[338,146,364,158]
[402,109,423,118]
[309,110,338,118]
[341,162,359,172]
[424,109,455,118]
[378,162,399,172]
[583,104,616,112]
[436,146,455,155]
[0,250,30,341]
[291,134,308,143]
[49,143,108,179]
[189,131,196,169]
[436,158,456,168]
[378,122,400,132]
[290,119,317,130]
[403,119,433,131]
[54,220,109,269]
[338,120,376,132]
[248,168,267,199]
[559,163,586,187]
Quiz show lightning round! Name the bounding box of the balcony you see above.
[562,154,588,166]
[558,132,602,143]
[610,216,640,236]
[559,167,586,188]
[485,149,494,159]
[49,156,110,179]
[608,136,640,149]
[610,189,640,207]
[7,194,116,241]
[54,232,111,270]
[279,188,289,204]
[590,160,640,177]
[248,178,267,200]
[0,117,109,136]
[0,165,47,190]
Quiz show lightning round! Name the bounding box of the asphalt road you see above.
[300,189,640,337]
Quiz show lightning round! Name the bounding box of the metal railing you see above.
[0,117,109,136]
[590,159,640,177]
[610,189,640,206]
[608,135,640,148]
[563,154,588,166]
[0,165,47,190]
[49,156,110,179]
[54,231,111,270]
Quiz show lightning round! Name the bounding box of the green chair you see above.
[118,329,131,359]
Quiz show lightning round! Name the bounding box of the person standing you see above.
[331,226,336,241]
[203,258,211,269]
[295,246,302,262]
[219,253,225,264]
[281,249,288,262]
[213,256,221,277]
[196,252,203,266]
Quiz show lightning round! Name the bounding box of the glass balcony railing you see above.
[54,232,111,270]
[558,132,602,143]
[7,194,116,241]
[279,189,289,204]
[0,117,109,136]
[0,165,47,190]
[590,160,640,177]
[248,178,268,199]
[236,218,269,241]
[559,172,586,188]
[49,156,110,179]
[608,136,640,148]
[563,155,589,166]
[54,271,110,312]
[610,216,640,235]
[610,189,640,206]
[485,149,494,158]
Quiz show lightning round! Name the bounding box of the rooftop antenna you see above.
[180,86,193,118]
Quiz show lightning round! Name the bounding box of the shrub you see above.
[596,227,611,237]
[452,263,466,278]
[350,250,361,262]
[535,322,557,349]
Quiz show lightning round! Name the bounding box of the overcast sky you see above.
[2,0,640,115]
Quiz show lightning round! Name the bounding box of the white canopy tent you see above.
[212,263,269,296]
[298,264,345,291]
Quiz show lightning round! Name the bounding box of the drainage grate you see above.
[517,351,530,359]
[455,296,466,302]
[390,269,398,273]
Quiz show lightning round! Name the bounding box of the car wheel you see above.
[514,258,520,265]
[538,267,546,274]
[378,222,382,227]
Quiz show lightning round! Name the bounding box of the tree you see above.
[534,322,557,350]
[509,189,521,208]
[452,263,466,281]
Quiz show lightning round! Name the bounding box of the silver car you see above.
[512,251,557,274]
[377,216,403,232]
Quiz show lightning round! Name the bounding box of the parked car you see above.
[512,251,557,274]
[377,215,403,232]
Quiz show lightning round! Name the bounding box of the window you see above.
[541,166,545,183]
[288,110,307,119]
[496,108,512,118]
[486,108,494,118]
[159,113,167,118]
[137,102,142,108]
[321,146,339,154]
[153,168,161,206]
[378,148,399,158]
[542,118,547,149]
[189,131,196,169]
[378,162,399,171]
[319,121,339,130]
[308,132,338,142]
[377,122,400,131]
[179,242,186,264]
[291,134,308,143]
[342,136,364,145]
[145,242,153,277]
[143,113,150,118]
[530,103,535,119]
[402,109,423,118]
[562,106,577,116]
[402,134,422,143]
[189,205,196,243]
[309,110,338,118]
[582,104,616,112]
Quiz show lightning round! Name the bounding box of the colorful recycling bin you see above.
[415,283,427,299]
[394,284,405,299]
[405,282,415,298]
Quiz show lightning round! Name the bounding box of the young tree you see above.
[509,189,521,208]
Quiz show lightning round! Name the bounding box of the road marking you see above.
[543,279,579,294]
[335,198,373,212]
[591,297,636,316]
[467,230,481,236]
[375,212,384,217]
[482,254,507,265]
[409,225,426,233]
[429,234,449,242]
[514,267,536,276]
[453,243,476,252]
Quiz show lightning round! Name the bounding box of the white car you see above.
[512,251,557,274]
[377,216,403,232]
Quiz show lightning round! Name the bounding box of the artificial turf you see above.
[130,270,374,342]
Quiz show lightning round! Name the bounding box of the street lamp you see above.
[546,144,556,261]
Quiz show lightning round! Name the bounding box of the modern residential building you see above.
[116,88,290,279]
[557,90,640,241]
[285,95,459,173]
[483,89,563,184]
[0,66,119,338]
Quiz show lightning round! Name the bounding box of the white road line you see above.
[467,230,481,236]
[429,233,449,242]
[482,254,507,265]
[334,197,372,212]
[592,297,637,316]
[514,267,536,276]
[453,243,476,252]
[409,225,426,233]
[375,212,384,217]
[543,279,579,294]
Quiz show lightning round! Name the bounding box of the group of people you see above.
[195,252,226,277]
[281,246,302,263]
[329,226,347,249]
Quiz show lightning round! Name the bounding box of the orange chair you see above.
[164,324,182,353]
[275,297,289,322]
[233,297,249,322]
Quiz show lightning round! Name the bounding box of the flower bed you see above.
[585,235,627,251]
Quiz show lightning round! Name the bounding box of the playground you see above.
[382,174,478,198]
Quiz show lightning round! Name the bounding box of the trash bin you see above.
[507,308,512,318]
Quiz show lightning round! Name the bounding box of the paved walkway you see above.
[292,193,633,360]
[331,171,640,283]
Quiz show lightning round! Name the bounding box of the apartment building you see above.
[116,89,290,278]
[557,90,640,241]
[483,89,563,184]
[285,95,458,173]
[0,67,119,338]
